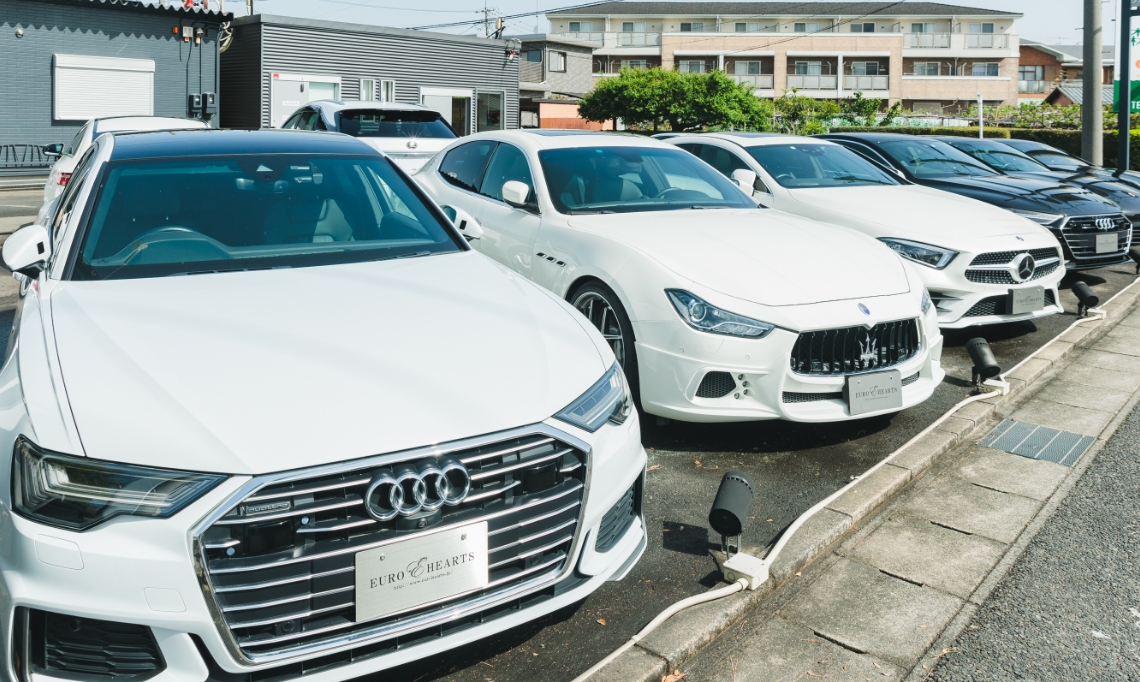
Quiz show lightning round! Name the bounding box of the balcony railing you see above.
[966,33,1008,48]
[787,74,838,89]
[558,32,662,47]
[844,75,889,90]
[904,33,950,48]
[731,74,774,88]
[1019,79,1047,93]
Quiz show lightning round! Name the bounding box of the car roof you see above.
[934,136,1012,149]
[461,129,678,151]
[682,132,828,147]
[106,129,376,160]
[998,138,1060,152]
[818,132,918,143]
[93,116,209,134]
[308,100,436,114]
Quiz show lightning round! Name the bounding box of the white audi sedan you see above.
[666,134,1068,329]
[0,129,646,681]
[415,131,944,424]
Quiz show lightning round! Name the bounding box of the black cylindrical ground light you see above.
[1072,281,1100,317]
[1130,248,1140,275]
[709,471,755,557]
[965,337,1001,386]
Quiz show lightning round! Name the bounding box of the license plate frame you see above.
[354,521,489,624]
[844,369,903,416]
[1008,286,1045,315]
[1095,233,1117,254]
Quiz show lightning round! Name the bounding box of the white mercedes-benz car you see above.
[666,134,1067,329]
[0,129,646,681]
[415,130,944,424]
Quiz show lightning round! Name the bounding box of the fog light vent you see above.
[19,608,165,680]
[595,478,640,553]
[696,372,736,398]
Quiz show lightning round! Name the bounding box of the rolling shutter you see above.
[53,54,155,121]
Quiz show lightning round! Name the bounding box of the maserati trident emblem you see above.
[858,303,870,315]
[1095,218,1114,231]
[858,336,879,364]
[1015,236,1025,242]
[1015,253,1036,282]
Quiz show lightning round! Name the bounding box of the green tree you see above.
[773,91,838,134]
[838,92,882,126]
[577,68,679,130]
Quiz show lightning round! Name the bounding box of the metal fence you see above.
[0,144,52,176]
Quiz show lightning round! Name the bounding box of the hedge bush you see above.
[827,126,1011,138]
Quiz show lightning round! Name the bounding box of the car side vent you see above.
[595,478,640,553]
[696,372,736,398]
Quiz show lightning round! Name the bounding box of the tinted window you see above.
[878,139,997,178]
[950,144,1048,173]
[339,110,457,139]
[1032,151,1089,169]
[438,140,498,192]
[282,111,304,129]
[72,155,461,281]
[745,144,900,188]
[689,144,770,193]
[537,146,755,214]
[64,124,88,156]
[479,144,534,202]
[51,148,99,245]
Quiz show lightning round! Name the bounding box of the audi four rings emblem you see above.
[1016,253,1036,281]
[364,459,472,521]
[1095,218,1114,231]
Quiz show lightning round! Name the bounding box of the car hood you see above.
[787,185,1041,241]
[50,252,606,475]
[914,174,1121,216]
[1007,171,1140,214]
[566,209,909,307]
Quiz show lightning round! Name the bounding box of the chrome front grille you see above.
[1060,214,1131,261]
[965,261,1060,284]
[789,319,920,376]
[969,247,1060,266]
[194,428,589,665]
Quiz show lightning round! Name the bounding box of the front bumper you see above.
[0,419,646,682]
[635,310,944,424]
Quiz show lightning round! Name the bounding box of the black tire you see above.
[569,281,640,400]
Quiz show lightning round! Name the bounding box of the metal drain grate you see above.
[978,419,1095,466]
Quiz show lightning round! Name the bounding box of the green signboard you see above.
[1116,27,1140,112]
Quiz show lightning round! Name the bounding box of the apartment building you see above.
[547,1,1021,113]
[1017,40,1114,104]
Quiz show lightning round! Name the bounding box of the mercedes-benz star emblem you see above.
[858,303,870,315]
[364,459,471,521]
[1015,253,1036,282]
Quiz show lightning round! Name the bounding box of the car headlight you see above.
[1010,209,1064,227]
[879,238,958,269]
[12,437,226,531]
[665,290,775,338]
[921,287,933,314]
[555,363,633,432]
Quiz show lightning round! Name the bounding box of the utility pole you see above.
[482,0,499,37]
[977,92,984,138]
[1084,0,1104,164]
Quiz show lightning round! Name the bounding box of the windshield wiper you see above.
[566,209,616,214]
[397,250,432,259]
[830,175,893,185]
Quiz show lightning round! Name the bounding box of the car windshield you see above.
[537,146,756,214]
[338,110,457,139]
[72,154,461,280]
[878,139,998,178]
[1033,151,1090,169]
[744,143,900,188]
[952,145,1049,173]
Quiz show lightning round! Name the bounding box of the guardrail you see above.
[731,74,774,88]
[787,74,838,89]
[844,75,889,90]
[558,32,662,47]
[904,33,950,48]
[1019,79,1046,93]
[966,33,1008,48]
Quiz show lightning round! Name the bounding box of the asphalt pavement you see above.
[927,394,1140,681]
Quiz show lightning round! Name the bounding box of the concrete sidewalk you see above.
[675,307,1140,681]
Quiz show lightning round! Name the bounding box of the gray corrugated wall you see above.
[0,0,223,146]
[220,22,262,130]
[229,21,519,131]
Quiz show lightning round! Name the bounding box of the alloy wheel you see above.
[573,291,627,369]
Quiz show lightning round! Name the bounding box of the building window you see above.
[380,80,395,102]
[680,22,705,32]
[679,60,706,73]
[549,51,566,72]
[794,61,823,75]
[360,78,376,101]
[911,22,936,33]
[1019,65,1045,93]
[968,22,995,33]
[524,50,542,62]
[913,62,941,76]
[852,62,880,75]
[793,22,819,32]
[621,59,648,70]
[734,60,762,75]
[735,22,760,32]
[622,21,646,32]
[972,62,1000,77]
[476,91,503,132]
[568,21,593,32]
[850,22,875,32]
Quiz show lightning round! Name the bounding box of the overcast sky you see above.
[223,0,1112,44]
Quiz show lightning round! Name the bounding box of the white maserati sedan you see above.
[666,134,1067,329]
[0,129,646,681]
[415,131,944,424]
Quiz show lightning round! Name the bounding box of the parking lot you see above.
[0,189,1131,682]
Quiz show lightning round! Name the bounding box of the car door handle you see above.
[536,252,566,267]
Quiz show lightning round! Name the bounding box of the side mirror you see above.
[3,224,51,278]
[502,180,532,209]
[441,206,484,241]
[731,169,757,192]
[42,143,63,158]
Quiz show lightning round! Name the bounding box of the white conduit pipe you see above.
[573,274,1140,682]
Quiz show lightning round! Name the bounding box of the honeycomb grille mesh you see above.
[696,371,736,398]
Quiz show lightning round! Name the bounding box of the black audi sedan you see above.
[935,136,1140,245]
[997,137,1140,197]
[818,132,1132,271]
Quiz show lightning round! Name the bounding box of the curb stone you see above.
[597,292,1140,681]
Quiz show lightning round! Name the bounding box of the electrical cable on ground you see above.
[572,274,1140,682]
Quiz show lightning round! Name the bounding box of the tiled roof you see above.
[1047,83,1114,106]
[548,2,1019,17]
[38,0,230,17]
